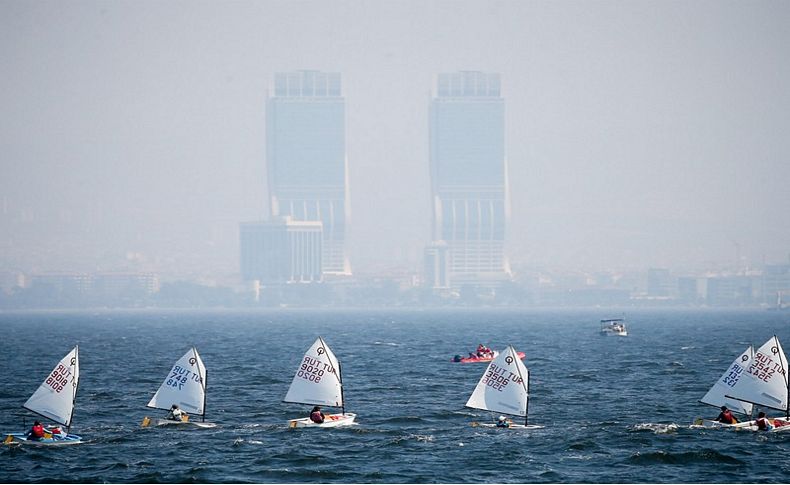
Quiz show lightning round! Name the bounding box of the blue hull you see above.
[4,432,83,446]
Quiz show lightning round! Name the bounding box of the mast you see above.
[196,347,207,422]
[508,346,530,426]
[779,336,790,420]
[319,336,344,415]
[68,346,79,432]
[339,359,345,416]
[524,363,530,426]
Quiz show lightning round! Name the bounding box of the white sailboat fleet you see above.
[284,337,356,428]
[141,347,216,428]
[466,345,542,429]
[697,336,790,432]
[3,346,83,446]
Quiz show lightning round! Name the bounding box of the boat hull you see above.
[694,417,790,432]
[694,418,755,429]
[471,422,544,429]
[288,413,356,428]
[3,433,82,446]
[453,351,526,363]
[141,416,217,428]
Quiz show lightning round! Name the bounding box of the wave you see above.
[378,416,428,424]
[628,449,743,465]
[631,423,679,434]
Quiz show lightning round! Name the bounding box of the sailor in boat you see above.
[47,425,67,439]
[310,406,325,424]
[755,412,773,431]
[26,421,45,441]
[166,404,187,422]
[476,344,493,358]
[495,415,511,428]
[715,406,738,424]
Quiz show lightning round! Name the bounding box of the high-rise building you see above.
[424,241,450,289]
[428,71,511,288]
[266,70,350,276]
[240,218,323,284]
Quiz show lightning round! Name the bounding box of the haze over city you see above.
[2,0,789,285]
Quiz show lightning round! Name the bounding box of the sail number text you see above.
[45,364,72,393]
[481,363,523,391]
[166,365,202,390]
[747,352,781,383]
[297,356,333,383]
[721,363,745,387]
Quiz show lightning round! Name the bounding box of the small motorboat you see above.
[600,318,627,336]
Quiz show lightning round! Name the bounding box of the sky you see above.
[1,0,789,281]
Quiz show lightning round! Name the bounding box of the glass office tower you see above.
[266,70,351,276]
[429,71,511,288]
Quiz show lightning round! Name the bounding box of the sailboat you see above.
[284,337,356,428]
[694,346,754,427]
[3,346,83,446]
[724,335,790,432]
[466,345,543,429]
[141,347,216,428]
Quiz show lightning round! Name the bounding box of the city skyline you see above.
[1,1,789,283]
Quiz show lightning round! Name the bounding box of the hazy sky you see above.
[1,0,788,280]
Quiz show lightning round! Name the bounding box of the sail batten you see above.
[284,337,344,408]
[23,346,80,427]
[700,346,754,416]
[466,346,530,418]
[147,347,207,416]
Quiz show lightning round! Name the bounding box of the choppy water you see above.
[1,308,789,483]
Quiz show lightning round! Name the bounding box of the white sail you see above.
[466,346,529,417]
[147,347,206,415]
[726,336,788,412]
[700,346,754,415]
[284,337,343,408]
[23,346,80,427]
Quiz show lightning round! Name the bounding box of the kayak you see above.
[452,351,526,363]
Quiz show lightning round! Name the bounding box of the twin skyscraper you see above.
[241,70,510,292]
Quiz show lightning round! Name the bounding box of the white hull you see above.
[694,417,790,433]
[471,422,543,430]
[600,329,627,336]
[694,418,755,429]
[142,416,217,428]
[288,413,356,428]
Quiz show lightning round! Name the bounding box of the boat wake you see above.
[627,449,743,465]
[631,423,679,434]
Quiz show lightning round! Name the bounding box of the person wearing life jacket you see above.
[310,406,325,424]
[27,420,45,440]
[496,415,511,428]
[167,404,186,422]
[47,426,66,439]
[715,406,737,424]
[755,411,773,431]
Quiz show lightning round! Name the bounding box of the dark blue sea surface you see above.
[1,309,790,483]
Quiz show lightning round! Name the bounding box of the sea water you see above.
[1,308,789,483]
